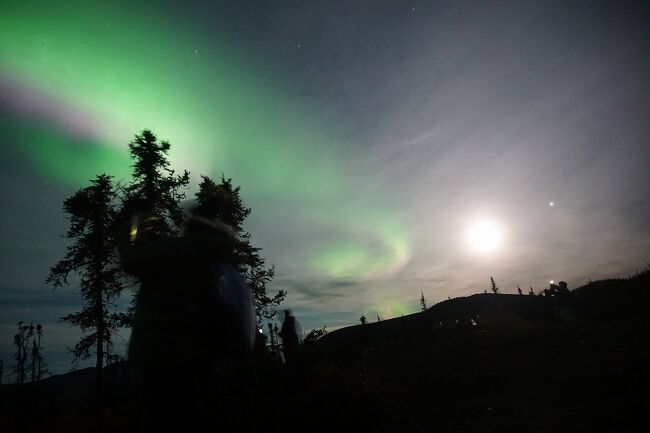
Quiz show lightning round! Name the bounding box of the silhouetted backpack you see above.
[128,259,255,369]
[204,262,256,360]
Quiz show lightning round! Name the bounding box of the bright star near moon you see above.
[549,201,555,206]
[465,220,505,253]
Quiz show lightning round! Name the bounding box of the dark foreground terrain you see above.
[2,271,649,432]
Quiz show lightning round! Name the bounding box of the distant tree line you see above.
[484,277,569,297]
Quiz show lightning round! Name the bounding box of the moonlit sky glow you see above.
[466,220,504,253]
[1,0,649,373]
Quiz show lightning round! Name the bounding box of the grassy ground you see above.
[3,273,649,432]
[203,316,649,433]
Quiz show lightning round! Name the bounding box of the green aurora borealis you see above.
[3,0,650,375]
[0,1,410,286]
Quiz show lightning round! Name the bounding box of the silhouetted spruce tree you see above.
[360,314,367,325]
[274,323,280,345]
[267,322,276,350]
[303,326,328,344]
[117,130,190,326]
[119,129,190,241]
[30,324,48,382]
[420,290,427,311]
[46,174,124,421]
[13,321,32,385]
[194,175,286,322]
[490,276,499,294]
[0,359,4,385]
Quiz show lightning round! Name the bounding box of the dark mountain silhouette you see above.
[318,269,650,352]
[0,361,134,431]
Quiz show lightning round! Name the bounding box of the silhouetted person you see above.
[279,309,301,367]
[122,210,254,433]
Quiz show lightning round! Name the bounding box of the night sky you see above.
[1,0,649,374]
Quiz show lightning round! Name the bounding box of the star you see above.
[549,201,555,207]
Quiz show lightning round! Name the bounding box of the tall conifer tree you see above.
[47,174,123,421]
[194,175,286,322]
[490,276,499,294]
[119,129,190,241]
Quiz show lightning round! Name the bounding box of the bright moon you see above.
[466,220,504,253]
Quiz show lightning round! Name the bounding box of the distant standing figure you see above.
[279,309,301,367]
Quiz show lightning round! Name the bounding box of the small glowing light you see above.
[549,201,554,207]
[258,328,263,334]
[129,226,138,242]
[130,215,139,242]
[549,280,554,284]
